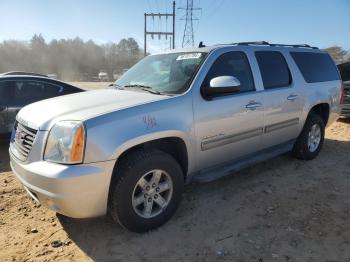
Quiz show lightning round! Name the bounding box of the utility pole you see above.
[179,0,201,48]
[144,1,176,56]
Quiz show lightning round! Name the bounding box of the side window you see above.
[8,81,60,107]
[61,85,76,95]
[0,81,9,105]
[203,51,255,93]
[41,83,61,99]
[291,52,340,83]
[255,51,292,89]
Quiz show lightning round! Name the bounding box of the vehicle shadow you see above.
[57,137,350,262]
[337,117,350,124]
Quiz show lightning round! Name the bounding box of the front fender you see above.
[82,94,195,171]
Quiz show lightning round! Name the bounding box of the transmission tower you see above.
[179,0,201,48]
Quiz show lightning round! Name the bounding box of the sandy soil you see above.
[1,120,350,262]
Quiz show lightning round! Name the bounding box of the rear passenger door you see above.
[255,51,304,148]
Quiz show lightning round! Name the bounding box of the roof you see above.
[159,41,322,55]
[1,71,48,77]
[0,74,83,90]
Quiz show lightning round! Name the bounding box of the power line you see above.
[179,0,201,48]
[205,0,225,19]
[144,1,176,56]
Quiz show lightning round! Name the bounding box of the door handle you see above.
[287,94,298,101]
[245,102,262,110]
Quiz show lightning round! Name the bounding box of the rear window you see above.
[255,51,292,89]
[290,52,340,83]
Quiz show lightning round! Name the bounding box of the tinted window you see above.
[255,51,291,89]
[0,81,9,105]
[203,51,255,93]
[61,85,80,95]
[291,52,340,83]
[7,81,60,107]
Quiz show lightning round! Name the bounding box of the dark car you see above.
[0,74,83,136]
[338,62,350,118]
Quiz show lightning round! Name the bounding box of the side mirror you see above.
[204,76,241,97]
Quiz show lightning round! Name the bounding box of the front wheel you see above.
[292,113,325,160]
[108,150,184,232]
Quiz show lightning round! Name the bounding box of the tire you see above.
[292,113,325,160]
[108,149,184,232]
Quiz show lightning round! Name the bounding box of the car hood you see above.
[17,89,169,130]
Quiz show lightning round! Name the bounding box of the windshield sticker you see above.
[176,53,202,61]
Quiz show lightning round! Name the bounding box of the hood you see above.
[17,89,168,130]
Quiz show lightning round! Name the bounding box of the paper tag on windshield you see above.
[176,53,202,60]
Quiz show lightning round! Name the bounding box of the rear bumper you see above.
[10,150,115,218]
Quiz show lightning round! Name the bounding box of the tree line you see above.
[0,34,349,81]
[0,34,143,81]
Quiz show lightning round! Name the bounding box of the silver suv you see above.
[9,42,343,232]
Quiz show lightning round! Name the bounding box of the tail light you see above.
[340,81,344,104]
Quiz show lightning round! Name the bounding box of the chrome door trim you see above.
[264,118,299,133]
[201,127,263,151]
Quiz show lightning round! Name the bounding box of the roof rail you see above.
[269,43,319,49]
[232,41,318,49]
[1,71,48,77]
[236,41,270,46]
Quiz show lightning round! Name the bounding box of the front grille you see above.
[12,121,37,160]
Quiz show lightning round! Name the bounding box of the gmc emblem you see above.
[15,130,26,143]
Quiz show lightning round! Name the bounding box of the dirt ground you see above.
[1,99,350,261]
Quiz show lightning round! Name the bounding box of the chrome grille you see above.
[12,121,37,160]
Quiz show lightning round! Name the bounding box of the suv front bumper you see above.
[10,150,115,218]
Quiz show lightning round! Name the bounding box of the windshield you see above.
[115,52,206,95]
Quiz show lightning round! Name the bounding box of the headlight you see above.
[44,121,85,164]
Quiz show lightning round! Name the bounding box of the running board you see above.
[190,140,295,183]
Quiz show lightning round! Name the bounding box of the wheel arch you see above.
[308,103,330,125]
[111,131,190,178]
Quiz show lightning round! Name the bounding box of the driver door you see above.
[193,51,265,170]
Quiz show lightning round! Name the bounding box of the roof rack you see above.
[236,41,270,46]
[233,41,319,49]
[1,71,48,77]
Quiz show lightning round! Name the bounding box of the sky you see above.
[0,0,349,53]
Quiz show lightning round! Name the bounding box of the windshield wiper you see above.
[124,84,153,89]
[110,83,124,89]
[123,84,165,95]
